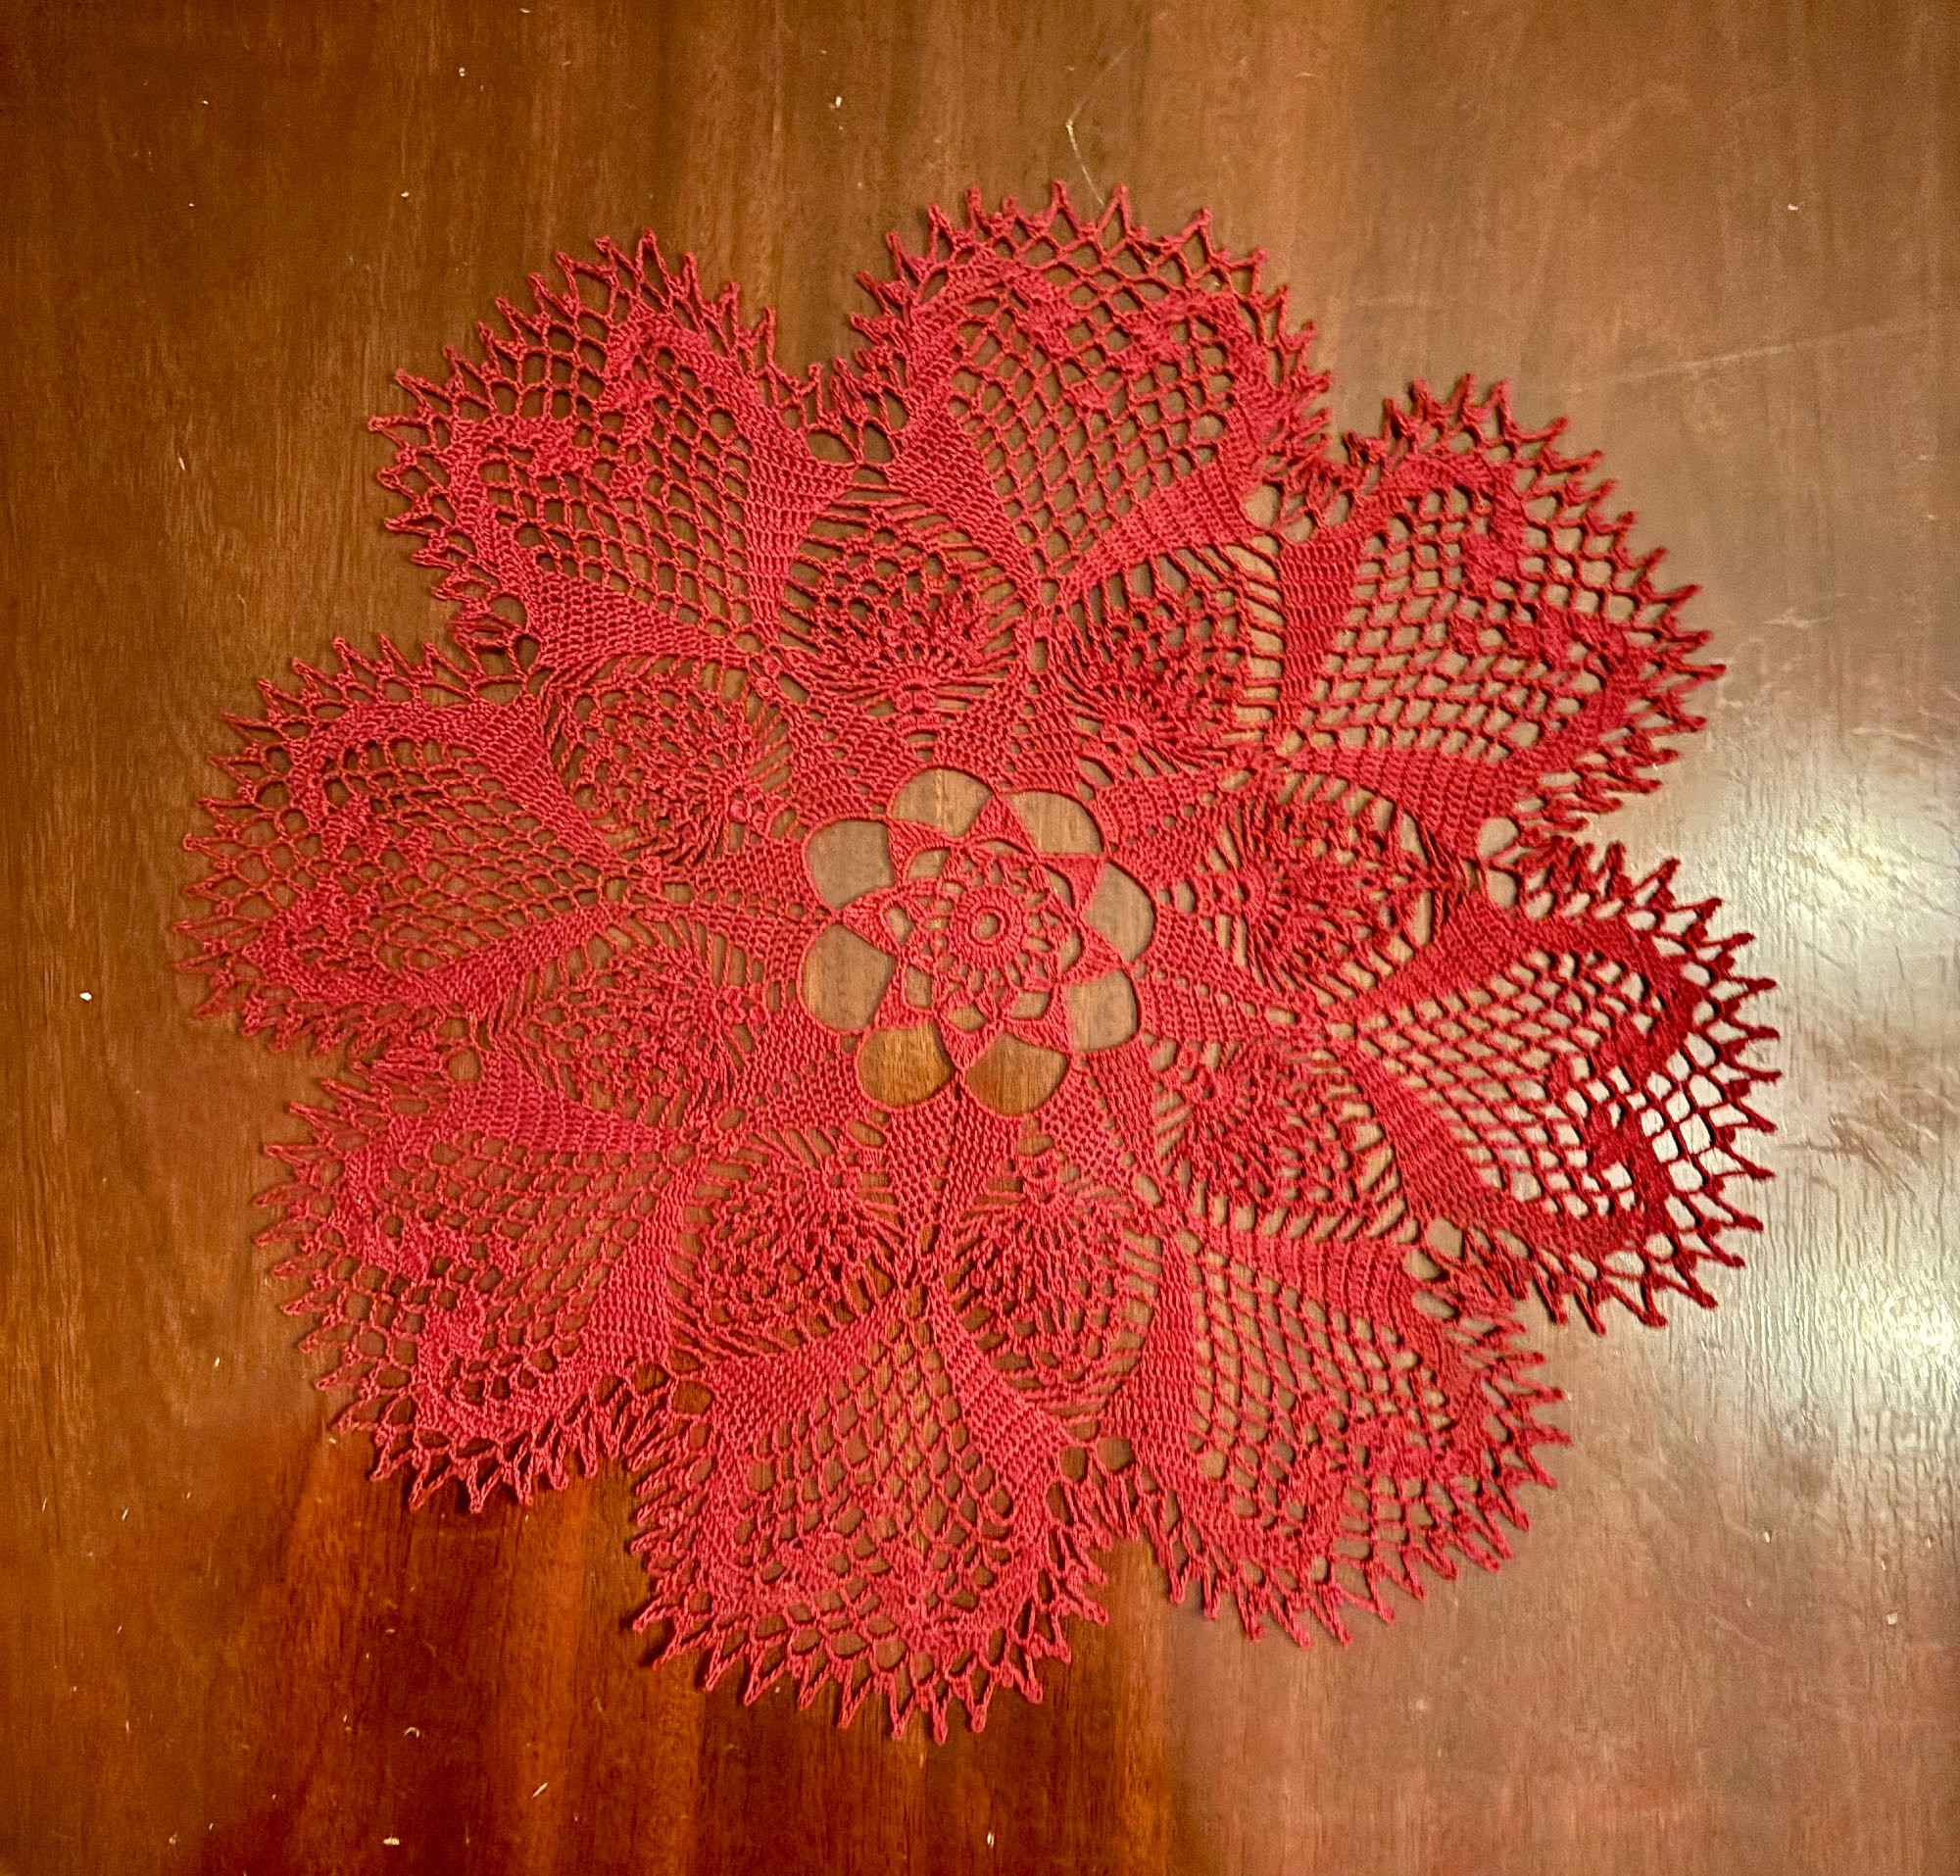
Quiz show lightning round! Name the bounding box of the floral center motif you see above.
[802,772,1150,1113]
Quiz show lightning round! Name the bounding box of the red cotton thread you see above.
[180,187,1777,1740]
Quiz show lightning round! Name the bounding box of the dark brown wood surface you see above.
[4,3,1955,1871]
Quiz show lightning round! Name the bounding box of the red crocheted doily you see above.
[181,188,1776,1738]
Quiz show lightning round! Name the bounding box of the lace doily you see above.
[181,188,1776,1738]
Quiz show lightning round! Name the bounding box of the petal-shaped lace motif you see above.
[1100,1231,1561,1645]
[840,187,1325,599]
[629,1294,1107,1742]
[373,235,849,661]
[1342,842,1776,1326]
[1278,380,1715,861]
[262,1055,682,1509]
[183,644,623,1051]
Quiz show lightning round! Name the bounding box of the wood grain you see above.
[2,2,1954,1871]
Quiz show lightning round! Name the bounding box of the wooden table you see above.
[4,3,1954,1871]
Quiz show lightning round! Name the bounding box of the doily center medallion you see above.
[180,186,1775,1741]
[803,771,1152,1114]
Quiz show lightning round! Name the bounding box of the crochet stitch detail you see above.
[181,186,1776,1739]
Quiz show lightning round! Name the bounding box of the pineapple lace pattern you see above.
[180,186,1777,1739]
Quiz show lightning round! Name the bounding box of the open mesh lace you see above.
[181,187,1776,1738]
